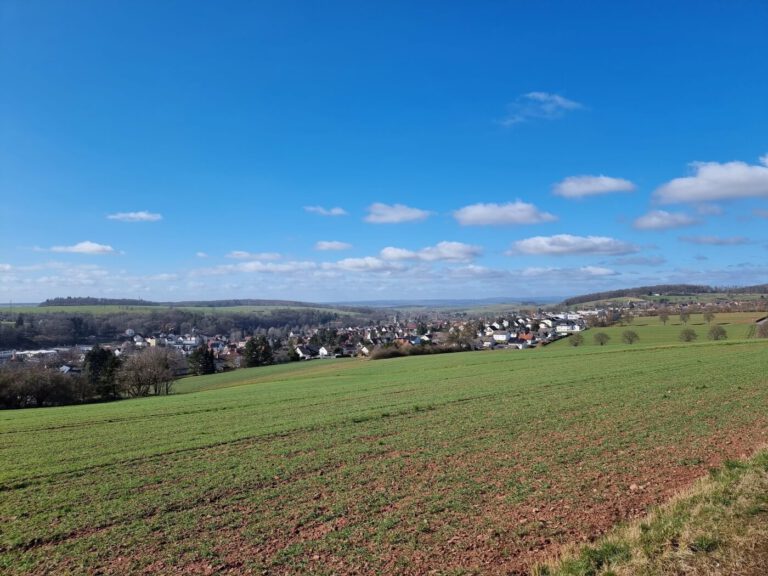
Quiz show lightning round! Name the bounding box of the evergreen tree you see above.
[83,345,121,399]
[243,336,273,367]
[188,346,216,375]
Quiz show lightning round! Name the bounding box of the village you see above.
[0,310,590,374]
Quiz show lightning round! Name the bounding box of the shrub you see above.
[679,328,698,342]
[622,330,639,344]
[708,325,727,341]
[593,333,610,346]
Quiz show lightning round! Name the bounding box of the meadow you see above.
[1,318,767,574]
[550,312,760,349]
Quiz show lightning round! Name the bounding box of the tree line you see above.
[0,307,383,349]
[0,345,184,409]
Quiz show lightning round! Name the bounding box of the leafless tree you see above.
[118,347,184,397]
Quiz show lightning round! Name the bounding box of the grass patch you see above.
[538,447,768,575]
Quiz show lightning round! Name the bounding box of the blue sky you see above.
[2,0,767,303]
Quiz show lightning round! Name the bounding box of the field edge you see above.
[535,445,768,576]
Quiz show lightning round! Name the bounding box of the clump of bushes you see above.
[371,344,466,360]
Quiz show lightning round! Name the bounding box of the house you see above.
[358,344,371,357]
[295,345,318,360]
[318,346,333,358]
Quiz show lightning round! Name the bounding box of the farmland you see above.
[2,334,768,574]
[551,312,760,349]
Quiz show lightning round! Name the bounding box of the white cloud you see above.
[365,203,431,224]
[633,210,697,230]
[0,264,12,272]
[304,206,348,216]
[107,211,162,222]
[380,241,482,262]
[501,92,583,126]
[195,252,208,258]
[380,247,417,261]
[654,157,768,204]
[420,241,482,261]
[510,234,638,256]
[227,251,282,260]
[454,201,557,226]
[552,175,636,198]
[679,235,750,246]
[50,241,116,255]
[326,257,405,273]
[315,241,352,251]
[236,260,315,273]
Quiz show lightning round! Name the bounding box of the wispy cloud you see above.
[226,251,282,260]
[521,265,617,277]
[107,211,162,222]
[654,156,768,204]
[50,241,116,254]
[380,241,482,262]
[509,234,638,256]
[679,235,750,246]
[195,252,208,258]
[193,260,317,276]
[580,266,618,277]
[696,204,724,216]
[315,241,352,251]
[304,206,348,217]
[612,256,666,266]
[553,175,636,198]
[325,257,405,273]
[364,203,430,224]
[500,92,583,126]
[454,201,556,226]
[633,210,697,230]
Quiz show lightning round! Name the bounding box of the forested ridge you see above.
[562,284,768,306]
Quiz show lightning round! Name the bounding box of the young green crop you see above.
[2,339,767,575]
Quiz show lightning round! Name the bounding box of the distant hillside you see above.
[39,297,156,307]
[563,284,768,306]
[39,296,342,309]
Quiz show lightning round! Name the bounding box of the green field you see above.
[551,312,762,349]
[1,329,767,574]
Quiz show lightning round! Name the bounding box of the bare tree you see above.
[622,330,639,344]
[679,328,698,342]
[707,325,727,341]
[658,311,669,325]
[118,347,184,397]
[569,333,584,347]
[703,311,716,324]
[593,332,610,346]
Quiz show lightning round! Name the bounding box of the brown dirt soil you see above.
[172,423,767,575]
[24,422,767,576]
